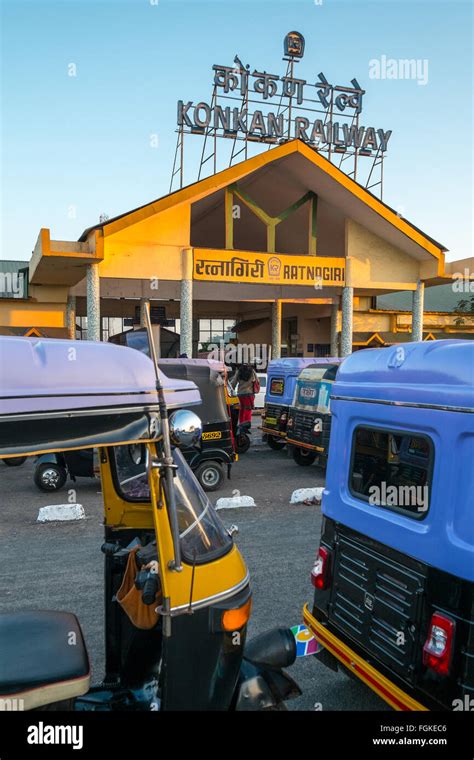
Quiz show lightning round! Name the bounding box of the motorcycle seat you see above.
[0,610,90,710]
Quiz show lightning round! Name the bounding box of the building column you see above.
[140,298,150,327]
[180,248,193,357]
[341,287,353,357]
[86,264,100,342]
[272,299,282,359]
[411,280,425,342]
[66,295,76,340]
[330,300,339,357]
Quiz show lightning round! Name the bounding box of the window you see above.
[349,426,433,518]
[111,446,232,562]
[269,377,285,396]
[198,318,236,351]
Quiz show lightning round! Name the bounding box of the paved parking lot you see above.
[0,425,386,711]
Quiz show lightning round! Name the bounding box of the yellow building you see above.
[2,140,473,356]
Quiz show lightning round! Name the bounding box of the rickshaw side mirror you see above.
[169,409,202,449]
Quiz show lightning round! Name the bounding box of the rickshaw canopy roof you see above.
[333,340,474,411]
[159,359,229,424]
[0,336,200,457]
[266,358,328,406]
[297,362,342,383]
[267,358,320,379]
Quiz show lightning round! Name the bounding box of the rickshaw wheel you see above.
[34,463,68,492]
[292,447,317,466]
[195,461,224,492]
[235,433,251,455]
[267,435,286,451]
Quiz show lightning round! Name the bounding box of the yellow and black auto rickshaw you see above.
[0,329,300,711]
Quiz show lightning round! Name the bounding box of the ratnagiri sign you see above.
[193,249,346,287]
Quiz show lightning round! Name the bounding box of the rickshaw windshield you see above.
[111,445,232,563]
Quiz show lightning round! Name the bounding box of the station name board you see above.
[193,250,345,288]
[177,53,392,155]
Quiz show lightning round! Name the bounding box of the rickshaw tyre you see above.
[34,463,68,492]
[3,456,27,467]
[236,434,250,455]
[292,448,317,467]
[195,461,224,492]
[267,436,286,451]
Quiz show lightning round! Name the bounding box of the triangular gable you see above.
[79,140,446,261]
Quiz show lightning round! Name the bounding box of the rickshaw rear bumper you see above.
[303,604,428,712]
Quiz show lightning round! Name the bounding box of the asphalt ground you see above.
[0,421,386,712]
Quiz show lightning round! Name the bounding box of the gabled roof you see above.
[79,140,446,261]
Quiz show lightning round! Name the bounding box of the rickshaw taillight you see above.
[311,546,330,590]
[422,613,455,676]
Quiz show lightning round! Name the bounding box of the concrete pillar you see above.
[411,280,425,342]
[66,295,76,340]
[140,298,150,327]
[341,287,353,357]
[330,300,339,357]
[272,299,282,359]
[86,264,100,342]
[180,248,193,357]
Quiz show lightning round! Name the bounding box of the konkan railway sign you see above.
[176,32,392,157]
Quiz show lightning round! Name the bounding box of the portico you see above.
[22,139,466,357]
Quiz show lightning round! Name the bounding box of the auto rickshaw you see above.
[33,448,95,491]
[303,340,474,711]
[262,358,315,450]
[286,360,342,467]
[159,359,236,491]
[0,332,300,711]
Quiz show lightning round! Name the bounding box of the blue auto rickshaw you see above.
[303,340,474,711]
[286,359,342,467]
[262,358,315,449]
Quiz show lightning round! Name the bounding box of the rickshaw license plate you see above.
[202,430,222,440]
[265,417,277,425]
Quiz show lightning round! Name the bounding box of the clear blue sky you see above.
[1,0,472,262]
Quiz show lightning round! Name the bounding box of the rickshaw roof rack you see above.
[335,340,474,411]
[0,336,201,458]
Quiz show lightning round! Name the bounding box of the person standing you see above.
[230,364,260,428]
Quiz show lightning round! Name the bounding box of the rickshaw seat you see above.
[0,610,90,710]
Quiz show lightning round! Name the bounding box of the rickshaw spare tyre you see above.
[3,456,27,466]
[292,447,317,467]
[195,461,224,492]
[34,462,68,492]
[267,436,286,451]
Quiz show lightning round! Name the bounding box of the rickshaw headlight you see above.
[169,409,202,448]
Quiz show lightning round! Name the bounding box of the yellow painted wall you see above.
[98,204,190,281]
[29,285,70,304]
[0,301,65,328]
[347,219,420,290]
[354,311,392,331]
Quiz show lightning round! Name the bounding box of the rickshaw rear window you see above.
[349,426,433,518]
[111,445,232,562]
[270,378,284,395]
